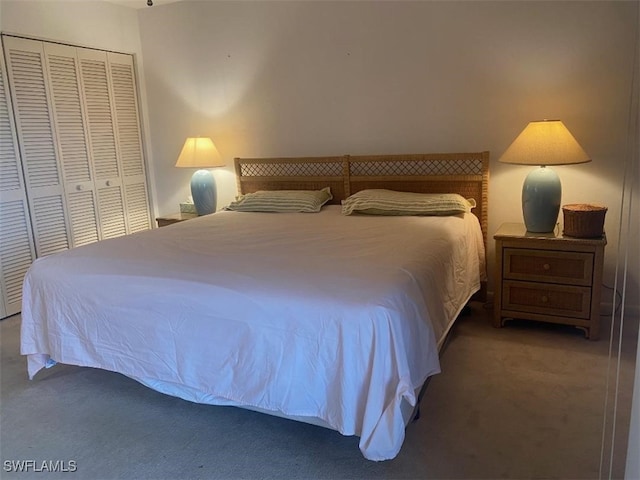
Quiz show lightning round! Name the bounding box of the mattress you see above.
[21,205,485,461]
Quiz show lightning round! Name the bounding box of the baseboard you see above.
[486,291,494,306]
[600,302,640,319]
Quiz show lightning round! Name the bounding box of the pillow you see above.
[226,187,333,213]
[341,189,475,216]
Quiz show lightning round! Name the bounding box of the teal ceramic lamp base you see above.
[190,169,217,215]
[522,166,561,233]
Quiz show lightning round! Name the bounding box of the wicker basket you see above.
[562,204,607,238]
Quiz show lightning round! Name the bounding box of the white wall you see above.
[137,0,639,311]
[0,0,158,217]
[1,0,140,52]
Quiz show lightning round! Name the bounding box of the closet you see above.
[0,35,151,318]
[0,40,36,319]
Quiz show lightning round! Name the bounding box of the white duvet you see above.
[21,205,485,461]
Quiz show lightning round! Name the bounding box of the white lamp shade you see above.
[498,120,591,166]
[499,120,592,233]
[175,137,225,168]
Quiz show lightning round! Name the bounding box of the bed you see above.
[20,152,489,461]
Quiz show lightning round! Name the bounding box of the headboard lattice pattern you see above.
[239,160,343,178]
[349,157,484,176]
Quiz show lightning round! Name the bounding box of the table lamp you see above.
[498,120,591,233]
[175,137,225,215]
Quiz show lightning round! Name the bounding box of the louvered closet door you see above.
[3,36,71,257]
[108,53,151,233]
[77,48,127,239]
[43,43,100,247]
[0,41,36,318]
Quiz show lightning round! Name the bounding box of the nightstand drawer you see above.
[494,223,606,339]
[503,248,593,286]
[502,280,592,319]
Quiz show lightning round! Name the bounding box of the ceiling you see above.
[103,0,183,9]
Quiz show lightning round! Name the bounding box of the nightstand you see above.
[156,212,198,227]
[493,222,606,340]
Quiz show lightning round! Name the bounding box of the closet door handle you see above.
[105,180,112,187]
[76,184,84,191]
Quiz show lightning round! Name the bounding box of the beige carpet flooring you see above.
[0,303,637,479]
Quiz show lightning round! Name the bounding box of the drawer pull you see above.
[543,263,551,271]
[541,295,549,303]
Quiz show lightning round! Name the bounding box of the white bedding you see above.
[21,205,485,461]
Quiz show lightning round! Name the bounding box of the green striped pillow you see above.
[341,189,475,216]
[226,187,333,213]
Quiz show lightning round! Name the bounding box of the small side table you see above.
[156,212,198,227]
[493,222,606,340]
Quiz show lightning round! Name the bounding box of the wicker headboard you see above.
[235,152,490,301]
[234,151,490,244]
